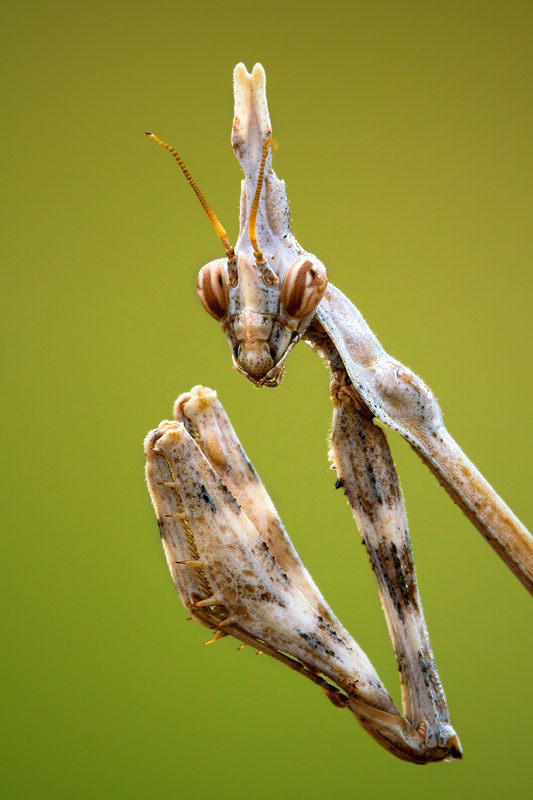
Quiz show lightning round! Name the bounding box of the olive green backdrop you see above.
[3,1,532,798]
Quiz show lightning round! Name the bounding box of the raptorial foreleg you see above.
[145,386,462,763]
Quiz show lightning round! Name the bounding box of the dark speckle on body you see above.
[218,481,241,514]
[390,540,418,610]
[198,484,217,512]
[298,630,336,658]
[316,616,347,648]
[365,461,383,504]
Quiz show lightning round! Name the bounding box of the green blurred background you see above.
[3,1,532,797]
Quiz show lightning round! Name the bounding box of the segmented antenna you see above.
[248,139,278,283]
[248,138,272,261]
[144,132,235,259]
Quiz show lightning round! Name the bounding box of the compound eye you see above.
[282,257,328,319]
[197,259,228,320]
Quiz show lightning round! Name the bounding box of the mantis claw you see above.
[192,596,224,609]
[145,387,462,764]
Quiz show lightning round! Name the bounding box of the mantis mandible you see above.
[144,63,533,764]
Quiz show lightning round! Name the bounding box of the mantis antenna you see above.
[248,138,278,283]
[144,132,235,261]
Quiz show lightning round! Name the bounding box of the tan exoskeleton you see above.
[144,64,533,764]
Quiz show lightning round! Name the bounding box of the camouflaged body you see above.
[144,62,532,765]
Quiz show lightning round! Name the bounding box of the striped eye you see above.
[197,259,228,320]
[282,257,328,319]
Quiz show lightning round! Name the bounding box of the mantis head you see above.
[146,63,327,387]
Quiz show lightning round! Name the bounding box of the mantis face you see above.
[198,250,327,387]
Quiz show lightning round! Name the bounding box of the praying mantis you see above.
[143,63,533,764]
